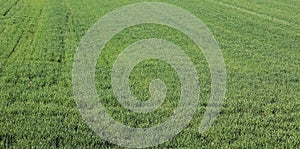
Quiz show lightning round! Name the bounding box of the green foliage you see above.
[0,0,299,148]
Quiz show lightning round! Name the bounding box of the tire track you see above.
[201,15,299,68]
[25,6,45,61]
[0,0,21,38]
[52,0,71,70]
[214,1,300,29]
[37,0,66,63]
[6,31,23,60]
[271,0,300,9]
[266,0,300,11]
[63,0,76,64]
[82,0,98,21]
[33,0,72,87]
[2,0,20,16]
[0,20,6,35]
[0,0,25,65]
[1,1,44,71]
[0,27,25,66]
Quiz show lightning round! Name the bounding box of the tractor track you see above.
[2,0,20,17]
[214,1,300,30]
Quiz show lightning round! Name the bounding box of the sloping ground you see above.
[0,0,299,148]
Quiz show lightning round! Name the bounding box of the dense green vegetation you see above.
[0,0,299,148]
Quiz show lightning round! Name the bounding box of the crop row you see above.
[0,0,299,147]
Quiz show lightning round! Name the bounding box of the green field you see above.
[0,0,299,148]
